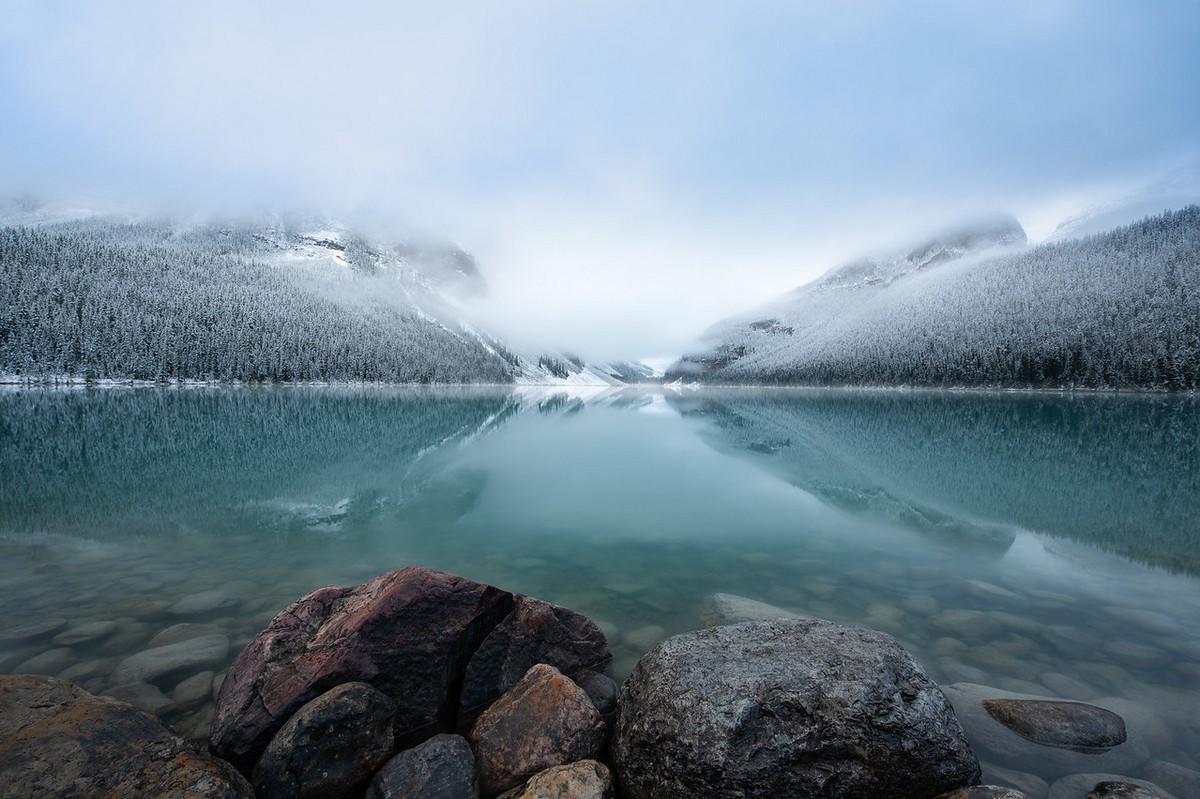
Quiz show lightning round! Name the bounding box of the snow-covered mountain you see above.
[0,203,656,385]
[1047,160,1200,243]
[669,207,1200,390]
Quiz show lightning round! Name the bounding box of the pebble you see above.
[110,633,230,686]
[903,594,941,616]
[148,623,225,649]
[53,620,118,647]
[103,680,176,716]
[623,625,667,652]
[1102,640,1171,672]
[167,590,238,616]
[58,657,117,683]
[0,618,68,643]
[962,579,1023,604]
[931,609,1002,641]
[171,670,214,710]
[1040,672,1099,700]
[15,647,76,675]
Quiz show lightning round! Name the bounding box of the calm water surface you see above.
[1,386,1198,784]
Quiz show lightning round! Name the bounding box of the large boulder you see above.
[942,684,1150,780]
[251,682,396,799]
[366,733,479,799]
[210,566,609,775]
[612,619,981,799]
[0,674,252,799]
[459,594,610,728]
[469,663,606,796]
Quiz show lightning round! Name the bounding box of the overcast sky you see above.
[2,1,1198,361]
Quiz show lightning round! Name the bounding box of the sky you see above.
[2,0,1199,362]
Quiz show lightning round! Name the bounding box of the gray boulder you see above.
[612,618,981,799]
[943,684,1150,780]
[366,734,478,799]
[251,681,396,799]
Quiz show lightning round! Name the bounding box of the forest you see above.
[670,207,1200,390]
[0,217,512,383]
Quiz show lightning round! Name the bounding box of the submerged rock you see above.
[943,684,1150,780]
[109,633,230,686]
[934,787,1033,799]
[612,618,980,799]
[982,698,1126,751]
[0,674,252,799]
[1046,774,1177,799]
[700,592,805,626]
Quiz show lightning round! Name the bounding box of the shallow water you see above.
[1,385,1198,786]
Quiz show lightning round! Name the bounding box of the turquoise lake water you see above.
[1,386,1198,785]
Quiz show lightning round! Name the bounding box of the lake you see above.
[1,385,1198,786]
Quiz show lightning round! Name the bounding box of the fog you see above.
[3,1,1198,362]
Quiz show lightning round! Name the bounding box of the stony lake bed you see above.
[1,385,1198,795]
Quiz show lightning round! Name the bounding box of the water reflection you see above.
[0,386,1198,784]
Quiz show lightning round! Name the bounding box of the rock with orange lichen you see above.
[0,674,252,799]
[468,664,605,796]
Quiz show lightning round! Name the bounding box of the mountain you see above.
[0,205,654,385]
[1048,160,1200,243]
[668,207,1200,390]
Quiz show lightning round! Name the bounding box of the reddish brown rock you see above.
[0,674,252,799]
[210,566,610,776]
[460,595,611,727]
[469,663,605,796]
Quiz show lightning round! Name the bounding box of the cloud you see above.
[2,0,1198,359]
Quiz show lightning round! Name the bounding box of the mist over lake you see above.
[2,386,1198,786]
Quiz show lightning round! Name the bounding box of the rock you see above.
[469,663,605,796]
[574,670,618,717]
[459,594,610,727]
[172,671,215,710]
[1092,697,1172,753]
[251,681,395,799]
[103,680,176,716]
[934,787,1033,799]
[981,762,1049,799]
[0,617,67,643]
[612,619,981,799]
[500,759,612,799]
[932,610,1003,641]
[622,624,667,652]
[148,622,226,648]
[211,567,608,775]
[168,590,238,616]
[110,633,230,686]
[14,647,75,675]
[700,592,803,626]
[0,674,252,798]
[943,684,1150,780]
[52,620,118,646]
[1087,781,1177,798]
[1047,774,1177,799]
[982,698,1126,751]
[365,734,478,799]
[1144,762,1200,799]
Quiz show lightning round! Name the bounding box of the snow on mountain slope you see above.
[669,207,1200,390]
[1048,160,1200,243]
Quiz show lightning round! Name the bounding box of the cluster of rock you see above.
[0,567,1195,798]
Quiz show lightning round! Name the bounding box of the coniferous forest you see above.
[0,218,512,383]
[670,207,1200,390]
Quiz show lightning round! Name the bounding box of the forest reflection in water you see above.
[0,385,1198,779]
